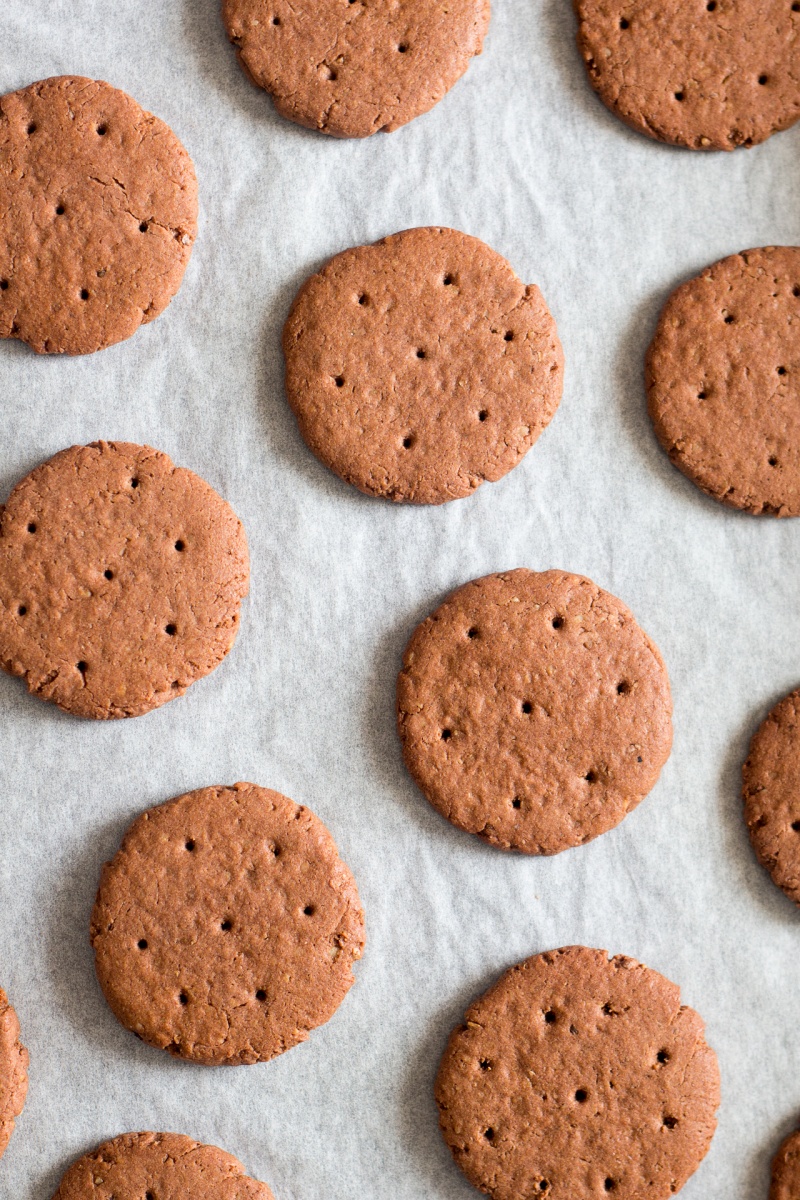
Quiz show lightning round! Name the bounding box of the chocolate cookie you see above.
[283,227,563,504]
[91,783,365,1065]
[743,688,800,905]
[0,988,28,1160]
[397,569,672,854]
[436,946,720,1200]
[573,0,800,150]
[222,0,490,138]
[0,76,197,355]
[0,441,248,719]
[52,1132,274,1198]
[770,1129,800,1200]
[647,248,800,516]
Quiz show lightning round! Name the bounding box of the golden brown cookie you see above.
[770,1129,800,1200]
[51,1131,274,1199]
[0,988,28,1161]
[0,441,249,719]
[743,688,800,905]
[0,76,197,355]
[222,0,490,138]
[436,946,720,1200]
[283,227,563,504]
[397,569,672,854]
[647,247,800,516]
[91,783,365,1065]
[573,0,800,150]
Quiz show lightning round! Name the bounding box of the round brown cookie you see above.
[283,228,563,504]
[0,988,28,1160]
[0,75,197,355]
[397,569,672,854]
[647,247,800,516]
[573,0,800,150]
[222,0,490,138]
[743,688,800,905]
[770,1129,800,1200]
[436,946,720,1200]
[91,782,365,1065]
[52,1131,274,1199]
[0,441,248,719]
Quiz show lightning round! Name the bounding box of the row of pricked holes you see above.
[621,0,799,26]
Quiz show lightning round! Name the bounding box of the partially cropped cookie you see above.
[52,1132,274,1199]
[743,688,800,905]
[283,228,563,504]
[0,76,197,355]
[0,988,28,1160]
[647,248,800,516]
[397,569,672,854]
[770,1129,800,1200]
[222,0,490,137]
[91,783,365,1065]
[436,946,720,1200]
[573,0,800,150]
[0,442,248,719]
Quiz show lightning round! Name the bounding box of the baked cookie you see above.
[222,0,490,138]
[573,0,800,150]
[0,76,197,355]
[283,228,563,504]
[91,783,365,1065]
[647,247,800,516]
[436,946,720,1200]
[51,1131,274,1198]
[770,1129,800,1200]
[743,688,800,905]
[0,988,28,1160]
[397,569,672,854]
[0,441,248,719]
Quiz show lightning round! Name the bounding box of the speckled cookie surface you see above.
[770,1129,800,1200]
[0,76,197,355]
[435,946,720,1200]
[573,0,800,150]
[283,227,563,504]
[222,0,490,138]
[91,783,365,1065]
[647,247,800,516]
[743,689,800,905]
[0,441,248,719]
[397,569,672,854]
[52,1132,274,1199]
[0,988,28,1160]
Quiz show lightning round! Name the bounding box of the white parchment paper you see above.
[1,2,800,1197]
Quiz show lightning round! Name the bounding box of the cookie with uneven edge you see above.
[743,689,800,905]
[397,569,672,854]
[647,248,800,516]
[0,75,197,355]
[91,783,365,1065]
[283,228,563,504]
[222,0,490,138]
[436,946,720,1200]
[0,988,28,1160]
[770,1129,800,1200]
[0,442,248,719]
[573,0,800,150]
[51,1132,274,1199]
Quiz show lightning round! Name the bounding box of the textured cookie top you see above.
[771,1129,800,1200]
[743,688,800,905]
[52,1132,274,1199]
[222,0,490,138]
[397,569,672,854]
[0,442,249,719]
[0,988,28,1161]
[0,76,197,354]
[573,0,800,150]
[91,783,365,1065]
[283,227,563,504]
[647,247,800,516]
[436,946,720,1200]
